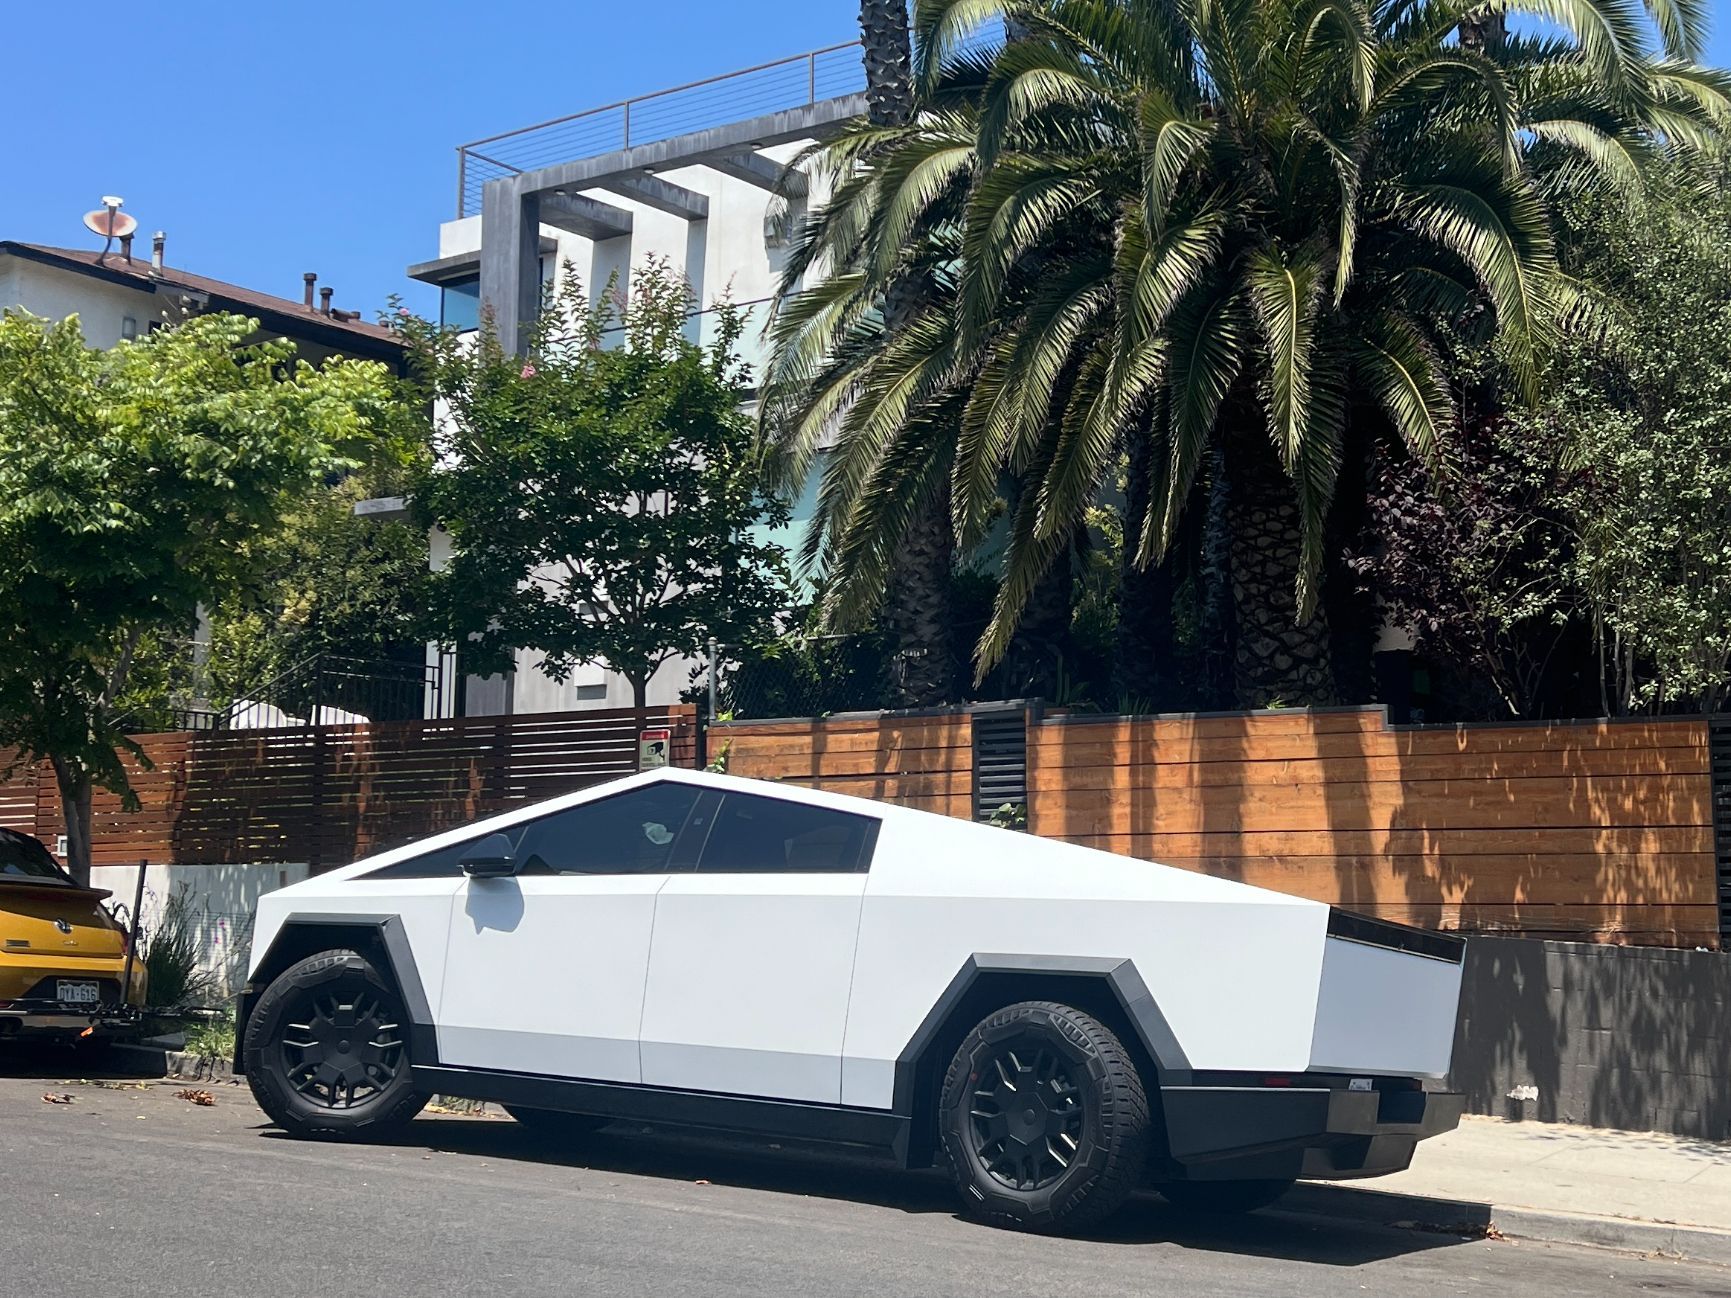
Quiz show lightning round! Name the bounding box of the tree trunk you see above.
[1115,417,1176,705]
[860,1,956,705]
[50,757,94,888]
[628,670,649,710]
[1004,527,1075,700]
[1224,427,1337,708]
[886,480,960,706]
[860,0,915,126]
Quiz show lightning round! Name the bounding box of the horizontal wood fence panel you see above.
[713,706,1718,949]
[0,707,695,872]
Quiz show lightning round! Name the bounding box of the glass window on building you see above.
[441,274,481,333]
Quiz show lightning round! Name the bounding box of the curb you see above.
[108,1043,234,1083]
[1282,1183,1731,1266]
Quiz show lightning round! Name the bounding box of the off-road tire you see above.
[503,1105,611,1139]
[940,1000,1150,1234]
[1157,1178,1294,1215]
[244,948,426,1140]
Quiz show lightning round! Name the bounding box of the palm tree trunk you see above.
[887,481,960,705]
[860,0,915,126]
[861,2,958,705]
[1114,416,1174,704]
[1224,425,1336,708]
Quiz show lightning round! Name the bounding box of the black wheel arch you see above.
[234,914,436,1075]
[893,955,1189,1169]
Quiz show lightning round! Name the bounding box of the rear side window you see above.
[365,784,704,879]
[696,792,876,874]
[0,828,69,883]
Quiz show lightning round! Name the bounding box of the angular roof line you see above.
[0,241,406,363]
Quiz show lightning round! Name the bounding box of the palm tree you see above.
[766,0,1728,707]
[855,0,963,705]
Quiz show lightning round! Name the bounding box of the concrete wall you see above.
[90,862,312,1001]
[1451,937,1731,1142]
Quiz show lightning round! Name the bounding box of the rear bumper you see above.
[1159,1085,1464,1183]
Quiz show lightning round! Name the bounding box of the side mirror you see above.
[460,833,519,879]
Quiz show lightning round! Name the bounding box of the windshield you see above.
[0,827,72,883]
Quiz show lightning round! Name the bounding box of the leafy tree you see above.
[409,260,792,709]
[1354,160,1731,717]
[0,312,396,883]
[202,474,431,718]
[762,0,1727,708]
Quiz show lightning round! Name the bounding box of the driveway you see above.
[0,1060,1722,1297]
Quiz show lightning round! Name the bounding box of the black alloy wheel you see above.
[279,985,404,1110]
[939,1000,1150,1234]
[244,948,427,1139]
[966,1040,1086,1192]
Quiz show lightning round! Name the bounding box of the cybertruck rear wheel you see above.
[244,948,426,1140]
[939,1000,1150,1234]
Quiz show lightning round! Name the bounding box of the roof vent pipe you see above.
[119,233,133,263]
[303,272,317,310]
[150,231,165,276]
[319,286,333,316]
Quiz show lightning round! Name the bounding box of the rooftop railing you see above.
[455,41,868,218]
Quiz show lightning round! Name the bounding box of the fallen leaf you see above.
[41,1093,74,1105]
[175,1089,216,1107]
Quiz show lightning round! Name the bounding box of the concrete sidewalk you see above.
[1288,1115,1731,1262]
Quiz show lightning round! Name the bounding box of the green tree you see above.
[762,0,1726,707]
[1517,166,1731,713]
[0,311,397,882]
[203,474,431,715]
[410,260,792,709]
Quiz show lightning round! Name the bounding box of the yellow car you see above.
[1,827,146,1041]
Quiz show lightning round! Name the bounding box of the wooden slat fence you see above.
[714,705,1719,949]
[718,710,976,820]
[2,705,697,872]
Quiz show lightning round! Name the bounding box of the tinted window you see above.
[696,793,875,874]
[0,828,69,883]
[440,275,480,332]
[515,784,701,875]
[365,784,703,879]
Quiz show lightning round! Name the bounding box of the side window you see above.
[696,792,876,874]
[364,784,704,879]
[515,784,702,875]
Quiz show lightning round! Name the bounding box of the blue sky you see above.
[1,1,856,320]
[4,0,1729,324]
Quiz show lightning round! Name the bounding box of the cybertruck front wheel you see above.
[939,1000,1150,1234]
[244,948,426,1140]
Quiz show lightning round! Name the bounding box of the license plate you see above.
[56,981,100,1006]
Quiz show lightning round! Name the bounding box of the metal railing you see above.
[456,40,868,218]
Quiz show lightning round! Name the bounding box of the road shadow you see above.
[0,1042,169,1081]
[363,1114,1474,1266]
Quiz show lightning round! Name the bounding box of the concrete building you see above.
[408,40,869,715]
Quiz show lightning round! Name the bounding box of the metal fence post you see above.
[809,51,817,103]
[623,101,632,150]
[456,148,468,219]
[707,637,720,723]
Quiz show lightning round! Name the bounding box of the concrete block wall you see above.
[1451,937,1731,1142]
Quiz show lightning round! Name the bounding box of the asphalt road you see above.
[2,1061,1726,1298]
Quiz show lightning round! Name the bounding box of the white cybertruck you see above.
[236,767,1464,1233]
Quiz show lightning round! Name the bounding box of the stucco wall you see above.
[1451,937,1731,1141]
[1,257,164,347]
[90,862,313,999]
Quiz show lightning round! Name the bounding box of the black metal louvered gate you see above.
[1711,714,1731,945]
[972,707,1030,824]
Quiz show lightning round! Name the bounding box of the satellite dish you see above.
[84,208,139,240]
